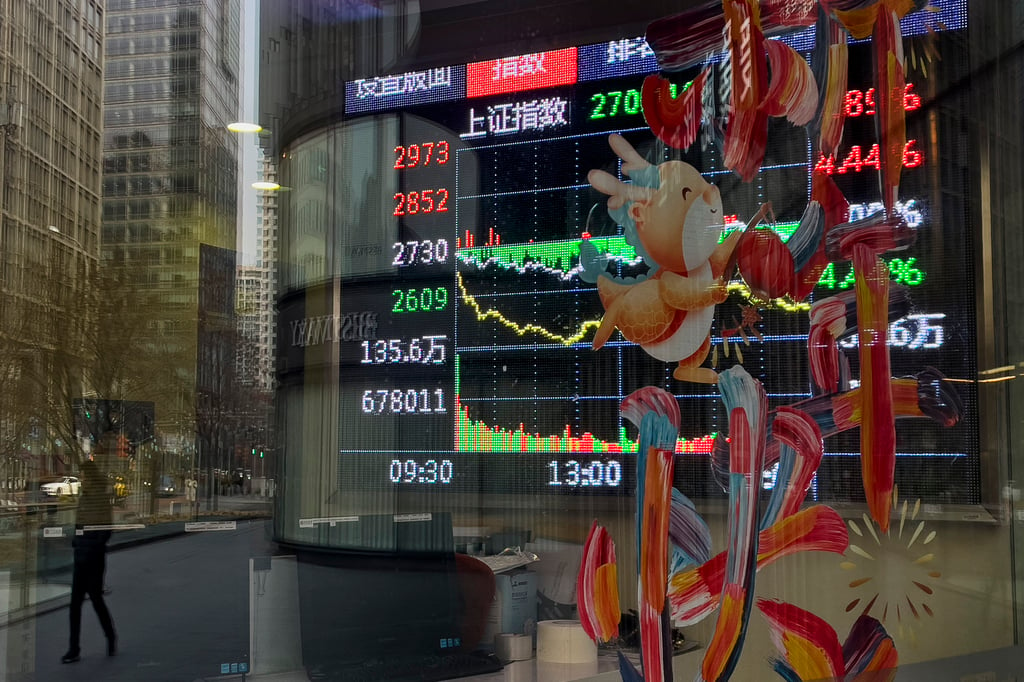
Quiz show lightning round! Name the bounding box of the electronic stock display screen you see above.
[321,0,977,503]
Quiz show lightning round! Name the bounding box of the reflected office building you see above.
[101,0,242,442]
[0,0,104,478]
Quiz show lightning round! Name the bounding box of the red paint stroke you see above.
[670,505,849,626]
[808,297,847,393]
[762,39,818,125]
[831,378,923,430]
[639,447,675,682]
[642,70,708,151]
[792,173,849,301]
[757,598,844,680]
[874,8,907,215]
[770,407,824,521]
[700,380,764,681]
[722,0,769,181]
[577,521,620,643]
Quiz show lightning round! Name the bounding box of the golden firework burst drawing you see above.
[839,488,942,645]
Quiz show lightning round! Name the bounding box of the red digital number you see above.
[902,139,923,168]
[814,140,922,175]
[903,83,921,111]
[862,143,881,171]
[394,140,451,170]
[837,145,863,174]
[844,84,919,117]
[394,189,449,216]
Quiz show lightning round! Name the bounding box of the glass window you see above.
[7,3,1024,682]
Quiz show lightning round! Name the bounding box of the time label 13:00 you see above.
[548,459,622,487]
[362,389,447,415]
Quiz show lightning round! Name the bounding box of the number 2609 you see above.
[392,287,448,313]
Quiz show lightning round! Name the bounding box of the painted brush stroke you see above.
[639,446,675,682]
[760,407,824,530]
[874,7,907,214]
[578,521,620,643]
[699,367,766,681]
[671,505,849,626]
[669,488,712,576]
[757,598,844,680]
[722,0,769,181]
[642,70,708,151]
[757,598,898,681]
[762,39,818,126]
[853,243,896,533]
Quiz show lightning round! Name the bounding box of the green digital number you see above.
[816,259,926,290]
[588,89,644,121]
[392,287,449,313]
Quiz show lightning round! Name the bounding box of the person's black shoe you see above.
[61,650,80,664]
[108,636,117,656]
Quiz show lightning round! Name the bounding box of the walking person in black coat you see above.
[62,458,117,663]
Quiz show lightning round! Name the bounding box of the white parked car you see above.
[40,476,81,497]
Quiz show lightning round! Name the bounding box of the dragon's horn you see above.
[608,134,651,175]
[588,169,655,210]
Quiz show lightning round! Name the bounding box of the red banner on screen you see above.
[467,48,578,98]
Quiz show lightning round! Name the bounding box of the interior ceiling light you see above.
[228,122,263,133]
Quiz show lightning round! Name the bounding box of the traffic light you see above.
[117,434,130,458]
[259,450,264,459]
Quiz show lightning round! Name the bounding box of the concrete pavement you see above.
[4,518,275,682]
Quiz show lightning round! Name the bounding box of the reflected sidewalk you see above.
[1,506,270,628]
[5,518,274,682]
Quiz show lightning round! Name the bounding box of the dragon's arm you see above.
[659,271,727,309]
[711,202,775,278]
[710,230,743,279]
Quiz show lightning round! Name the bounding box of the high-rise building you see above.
[236,149,278,394]
[0,0,105,477]
[101,0,242,439]
[0,0,104,311]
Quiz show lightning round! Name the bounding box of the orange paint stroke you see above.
[854,245,895,533]
[670,505,849,625]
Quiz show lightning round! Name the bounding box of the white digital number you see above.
[838,313,945,350]
[848,199,924,228]
[360,336,447,364]
[361,389,447,414]
[392,239,450,267]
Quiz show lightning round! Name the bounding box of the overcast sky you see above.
[236,0,259,266]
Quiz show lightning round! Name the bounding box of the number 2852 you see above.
[394,189,449,216]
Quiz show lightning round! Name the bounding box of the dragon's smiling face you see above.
[629,161,723,273]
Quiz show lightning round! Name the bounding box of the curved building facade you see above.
[261,1,1024,678]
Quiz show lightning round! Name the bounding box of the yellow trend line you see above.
[457,273,602,345]
[726,281,811,313]
[456,275,808,347]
